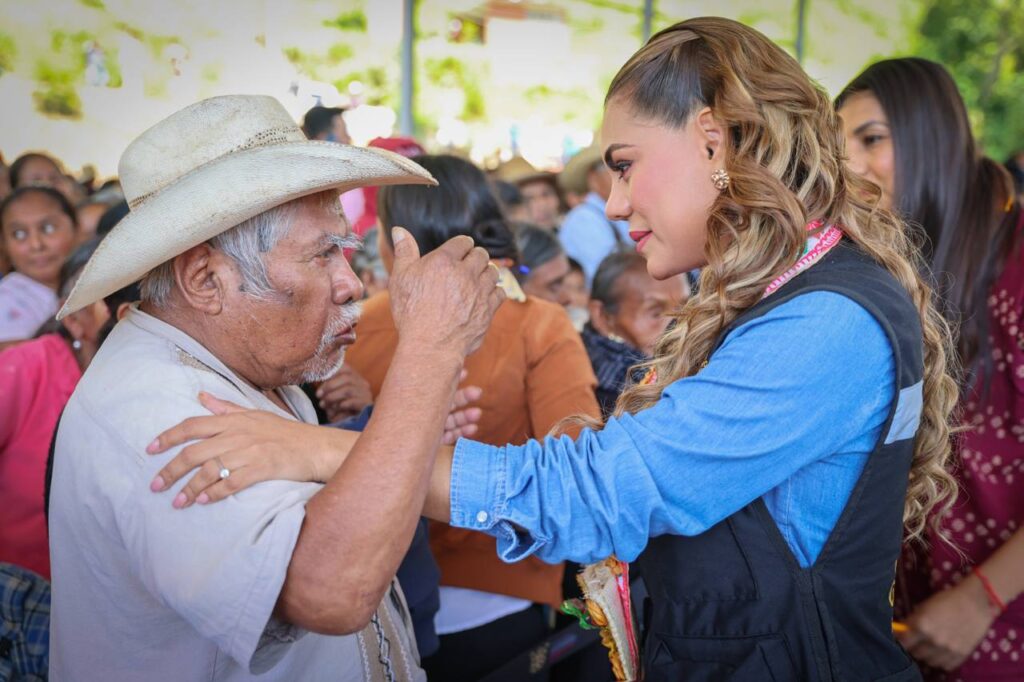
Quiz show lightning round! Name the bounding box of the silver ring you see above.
[214,457,230,480]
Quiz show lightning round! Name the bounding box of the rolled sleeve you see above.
[449,438,548,562]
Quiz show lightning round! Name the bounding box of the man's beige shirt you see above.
[49,307,423,681]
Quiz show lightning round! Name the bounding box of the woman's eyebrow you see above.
[604,143,635,168]
[852,120,890,136]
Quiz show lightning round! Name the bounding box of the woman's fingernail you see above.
[196,493,209,505]
[172,492,187,509]
[150,475,165,492]
[146,439,160,454]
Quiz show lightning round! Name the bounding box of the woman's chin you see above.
[646,258,688,282]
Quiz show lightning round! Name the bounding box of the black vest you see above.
[636,243,924,682]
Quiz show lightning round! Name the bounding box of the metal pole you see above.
[795,0,808,64]
[400,0,415,136]
[642,0,654,43]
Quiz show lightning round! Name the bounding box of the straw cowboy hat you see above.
[58,94,436,319]
[558,145,603,195]
[493,156,556,187]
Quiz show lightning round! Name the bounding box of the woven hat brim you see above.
[58,142,435,319]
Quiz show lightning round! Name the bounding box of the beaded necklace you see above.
[762,220,844,298]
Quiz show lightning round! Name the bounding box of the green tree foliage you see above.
[913,0,1024,159]
[32,28,127,118]
[323,10,368,33]
[0,32,16,74]
[423,56,485,120]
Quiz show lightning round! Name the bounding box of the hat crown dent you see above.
[118,95,305,208]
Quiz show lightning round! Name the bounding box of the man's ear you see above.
[588,300,613,336]
[171,244,232,315]
[695,107,725,162]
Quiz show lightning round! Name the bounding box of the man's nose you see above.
[331,257,364,305]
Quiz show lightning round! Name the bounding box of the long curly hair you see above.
[604,18,958,541]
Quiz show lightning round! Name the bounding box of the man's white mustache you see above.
[316,301,362,355]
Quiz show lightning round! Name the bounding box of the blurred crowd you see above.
[1,51,1023,682]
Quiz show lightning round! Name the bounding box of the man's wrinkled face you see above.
[227,197,364,387]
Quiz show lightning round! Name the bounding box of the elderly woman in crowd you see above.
[0,187,79,346]
[341,154,600,681]
[0,240,108,579]
[583,251,689,415]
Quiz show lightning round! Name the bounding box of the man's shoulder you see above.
[67,318,257,457]
[560,203,601,233]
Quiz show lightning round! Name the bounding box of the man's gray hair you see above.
[139,190,339,307]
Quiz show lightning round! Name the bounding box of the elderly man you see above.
[48,95,503,681]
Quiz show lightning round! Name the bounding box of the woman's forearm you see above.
[979,526,1024,606]
[424,445,454,522]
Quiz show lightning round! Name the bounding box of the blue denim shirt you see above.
[448,291,895,568]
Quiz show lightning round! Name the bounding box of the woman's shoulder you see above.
[725,290,893,367]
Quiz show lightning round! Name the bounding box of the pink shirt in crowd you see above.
[0,333,82,579]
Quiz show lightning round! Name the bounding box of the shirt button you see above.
[476,511,489,524]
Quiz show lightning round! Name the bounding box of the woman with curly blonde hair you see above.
[147,17,958,681]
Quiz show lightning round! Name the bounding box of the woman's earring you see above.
[72,339,83,351]
[711,169,730,191]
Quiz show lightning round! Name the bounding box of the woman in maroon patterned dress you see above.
[837,59,1024,681]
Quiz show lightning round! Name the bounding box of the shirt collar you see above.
[122,305,308,420]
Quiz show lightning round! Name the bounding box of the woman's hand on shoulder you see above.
[147,392,345,509]
[147,384,483,507]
